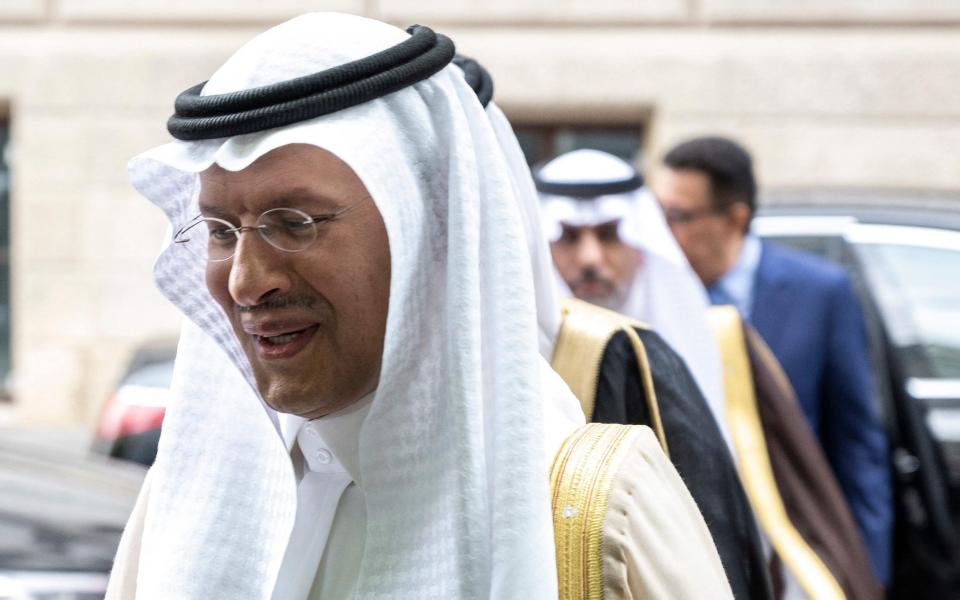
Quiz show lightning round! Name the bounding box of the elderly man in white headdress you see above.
[106,14,734,600]
[536,150,728,436]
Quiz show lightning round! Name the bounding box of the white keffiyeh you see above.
[111,13,582,599]
[485,103,563,359]
[538,149,730,447]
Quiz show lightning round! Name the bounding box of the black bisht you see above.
[592,328,774,600]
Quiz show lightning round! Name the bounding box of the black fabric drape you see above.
[592,327,773,600]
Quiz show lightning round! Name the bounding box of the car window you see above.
[760,235,846,264]
[121,360,174,388]
[854,239,960,379]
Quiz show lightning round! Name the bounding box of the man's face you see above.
[550,220,642,310]
[200,144,391,420]
[653,168,743,286]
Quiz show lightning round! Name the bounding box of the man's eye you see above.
[282,218,314,229]
[278,219,317,240]
[208,227,235,241]
[596,226,620,243]
[558,228,579,244]
[665,210,688,224]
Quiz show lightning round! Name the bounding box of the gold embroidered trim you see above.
[550,299,668,456]
[551,299,620,420]
[620,324,669,459]
[707,306,845,600]
[550,423,636,600]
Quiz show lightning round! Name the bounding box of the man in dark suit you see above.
[652,135,893,586]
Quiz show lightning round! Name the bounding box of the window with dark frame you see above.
[511,123,644,167]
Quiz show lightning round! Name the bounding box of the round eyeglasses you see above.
[173,198,367,262]
[661,205,724,227]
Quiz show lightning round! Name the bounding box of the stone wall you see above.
[0,1,957,425]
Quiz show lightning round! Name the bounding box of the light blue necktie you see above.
[707,283,736,308]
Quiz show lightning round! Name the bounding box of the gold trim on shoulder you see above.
[550,423,636,600]
[619,324,669,458]
[551,299,622,419]
[551,298,668,456]
[707,306,845,600]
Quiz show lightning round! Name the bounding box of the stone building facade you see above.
[1,0,958,426]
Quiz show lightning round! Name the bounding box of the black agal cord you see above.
[533,168,644,198]
[167,25,455,141]
[452,54,494,108]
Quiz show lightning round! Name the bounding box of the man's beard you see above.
[569,267,627,311]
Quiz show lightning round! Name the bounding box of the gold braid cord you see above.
[550,423,637,600]
[707,306,845,600]
[551,298,669,457]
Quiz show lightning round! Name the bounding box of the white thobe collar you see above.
[278,394,373,485]
[272,395,372,600]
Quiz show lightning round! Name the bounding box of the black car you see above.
[754,192,960,598]
[0,436,145,598]
[93,344,175,468]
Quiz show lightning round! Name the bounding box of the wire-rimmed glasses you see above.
[661,205,723,226]
[173,197,368,262]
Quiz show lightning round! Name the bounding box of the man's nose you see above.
[227,232,293,307]
[573,231,604,268]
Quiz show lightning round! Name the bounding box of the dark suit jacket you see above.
[750,240,892,583]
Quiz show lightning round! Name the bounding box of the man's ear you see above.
[727,202,752,235]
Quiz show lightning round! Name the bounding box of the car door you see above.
[844,224,960,598]
[756,215,960,598]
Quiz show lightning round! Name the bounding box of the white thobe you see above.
[272,396,371,600]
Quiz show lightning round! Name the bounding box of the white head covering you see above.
[484,103,562,359]
[125,13,582,599]
[538,149,730,446]
[480,101,586,440]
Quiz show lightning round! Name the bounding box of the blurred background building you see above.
[0,0,959,429]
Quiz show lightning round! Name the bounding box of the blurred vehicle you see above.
[0,435,145,599]
[93,344,175,467]
[753,191,960,598]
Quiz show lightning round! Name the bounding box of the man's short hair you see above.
[663,136,757,220]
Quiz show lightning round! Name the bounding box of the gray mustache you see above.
[575,267,607,285]
[237,295,317,313]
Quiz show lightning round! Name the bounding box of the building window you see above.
[511,123,644,166]
[0,122,10,395]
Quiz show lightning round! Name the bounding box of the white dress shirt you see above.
[272,396,371,600]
